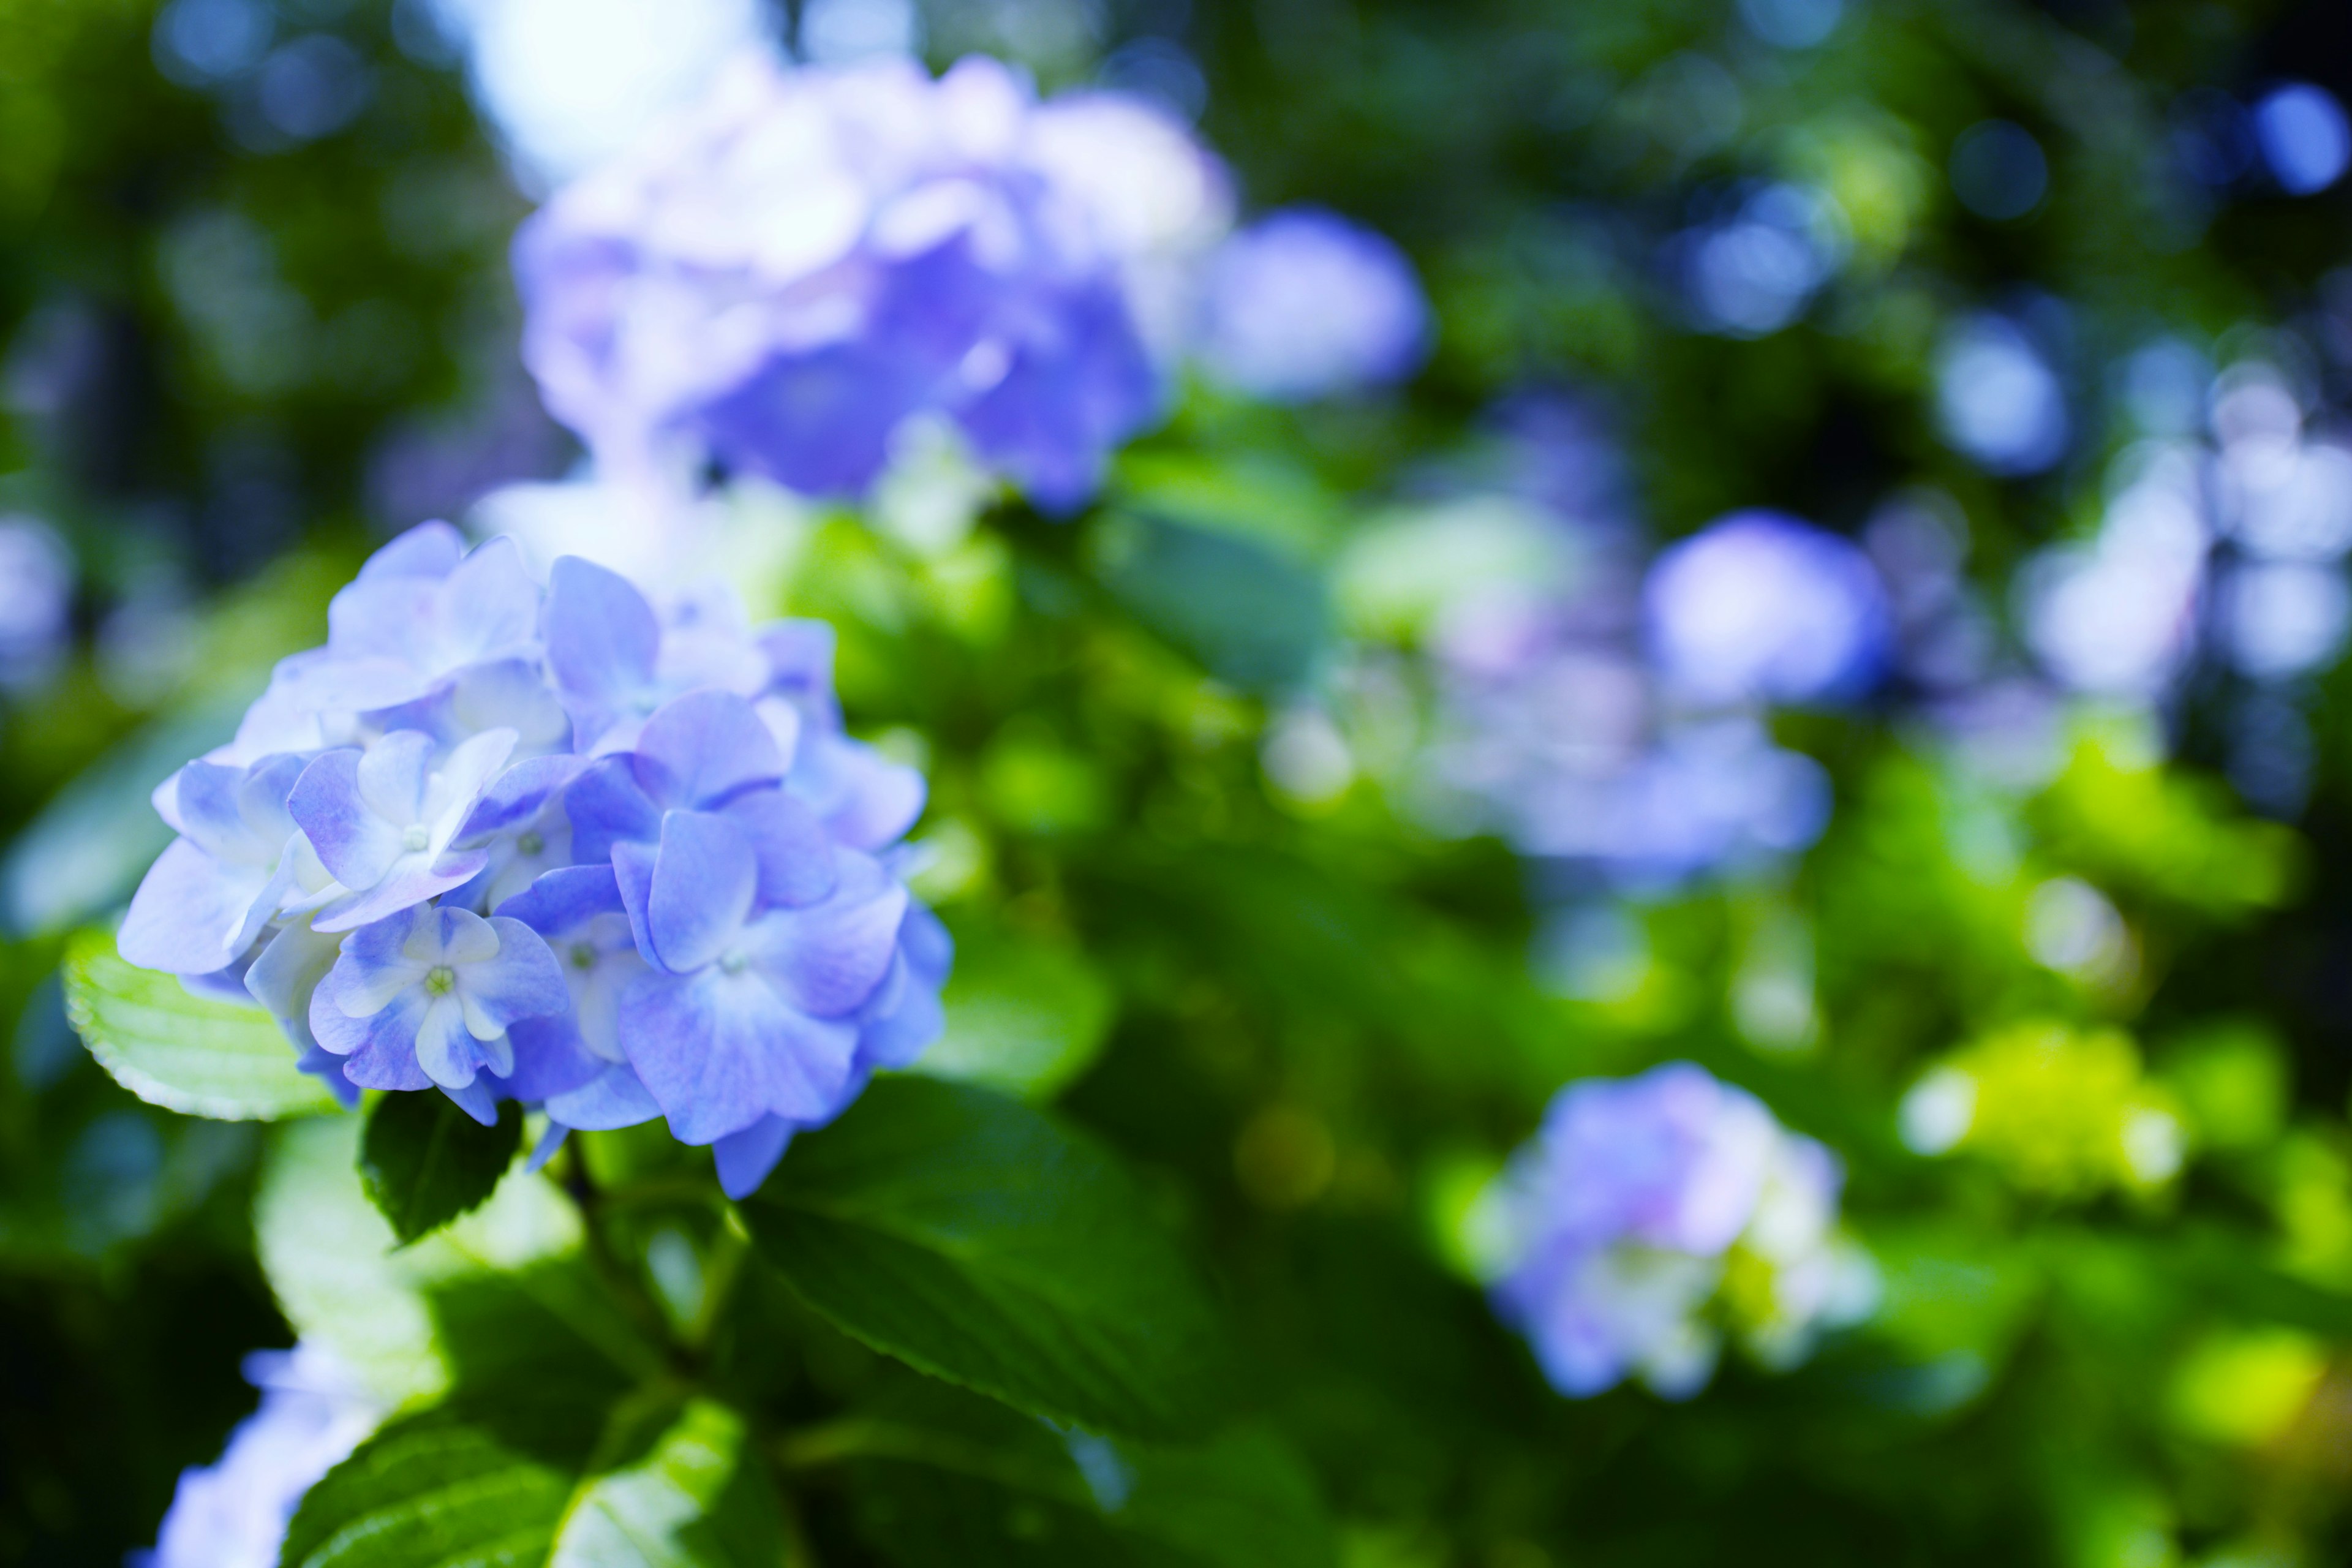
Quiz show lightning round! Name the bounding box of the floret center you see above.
[568,941,597,971]
[402,823,431,853]
[423,965,456,997]
[518,831,545,856]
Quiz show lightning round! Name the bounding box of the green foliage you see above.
[914,922,1117,1099]
[742,1076,1229,1439]
[281,1406,586,1568]
[257,1114,654,1408]
[802,1382,1333,1568]
[60,926,342,1120]
[360,1093,525,1246]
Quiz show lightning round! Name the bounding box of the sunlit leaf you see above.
[60,926,339,1121]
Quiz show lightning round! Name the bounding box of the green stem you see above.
[564,1147,681,1362]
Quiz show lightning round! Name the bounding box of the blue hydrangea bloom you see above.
[1488,1063,1863,1398]
[1198,206,1430,402]
[118,521,949,1197]
[512,51,1230,511]
[309,903,570,1125]
[136,1343,381,1568]
[1643,511,1891,708]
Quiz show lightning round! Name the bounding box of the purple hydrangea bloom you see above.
[116,520,949,1196]
[1643,511,1891,707]
[1198,207,1430,402]
[137,1343,382,1568]
[512,51,1230,511]
[1489,1063,1860,1398]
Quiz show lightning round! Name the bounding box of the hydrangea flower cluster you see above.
[137,1343,381,1568]
[1411,486,1883,885]
[117,521,947,1197]
[1487,1063,1867,1398]
[513,50,1231,511]
[1197,206,1430,403]
[1643,511,1890,709]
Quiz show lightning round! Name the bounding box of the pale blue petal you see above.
[496,862,624,940]
[288,750,402,892]
[440,1077,500,1127]
[564,755,662,864]
[632,689,784,811]
[726,786,836,908]
[619,967,858,1144]
[461,916,571,1033]
[545,1061,664,1131]
[455,753,584,846]
[790,732,925,851]
[611,839,661,970]
[740,851,907,1017]
[645,809,757,973]
[311,987,432,1091]
[713,1115,793,1199]
[118,839,273,975]
[360,519,464,581]
[546,556,660,739]
[311,847,489,934]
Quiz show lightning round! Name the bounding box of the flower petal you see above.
[726,786,836,908]
[646,809,758,974]
[118,839,274,976]
[414,995,484,1088]
[632,689,784,812]
[360,519,465,581]
[564,755,662,864]
[310,847,489,933]
[458,916,571,1034]
[713,1114,794,1199]
[791,731,925,851]
[324,910,432,1019]
[619,967,857,1144]
[545,1060,663,1131]
[246,918,344,1047]
[499,1014,606,1101]
[546,556,660,737]
[311,987,433,1091]
[611,839,661,970]
[456,753,586,846]
[289,750,405,893]
[496,862,627,939]
[741,851,907,1017]
[355,729,439,826]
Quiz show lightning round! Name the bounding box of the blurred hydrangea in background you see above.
[1485,1063,1871,1398]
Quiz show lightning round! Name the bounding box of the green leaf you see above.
[551,1397,782,1567]
[282,1395,778,1568]
[258,1114,651,1408]
[913,924,1116,1100]
[1090,511,1328,693]
[741,1077,1229,1440]
[802,1381,1333,1568]
[59,926,342,1120]
[281,1405,588,1568]
[361,1091,525,1245]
